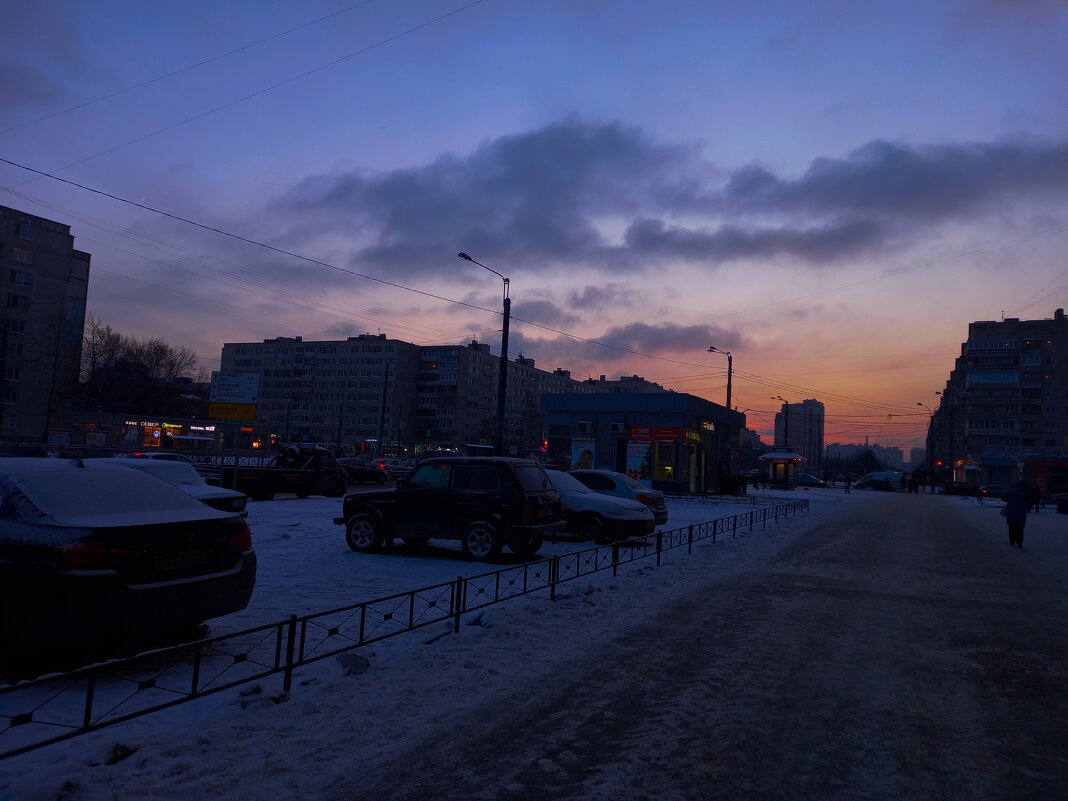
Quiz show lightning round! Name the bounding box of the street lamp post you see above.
[707,346,732,410]
[458,252,510,456]
[917,402,934,493]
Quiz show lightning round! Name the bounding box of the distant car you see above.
[368,457,413,481]
[0,458,256,649]
[545,469,654,542]
[568,469,669,525]
[334,457,566,561]
[979,485,1006,499]
[338,457,388,485]
[795,473,826,488]
[92,457,248,515]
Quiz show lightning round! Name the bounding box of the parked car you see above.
[334,457,566,561]
[795,473,826,488]
[368,457,413,481]
[0,458,256,649]
[205,443,349,500]
[545,469,655,542]
[979,484,1006,499]
[568,469,669,525]
[338,456,389,485]
[92,457,248,515]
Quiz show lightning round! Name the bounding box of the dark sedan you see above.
[0,458,256,650]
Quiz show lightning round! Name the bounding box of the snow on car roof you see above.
[0,458,235,526]
[91,457,246,501]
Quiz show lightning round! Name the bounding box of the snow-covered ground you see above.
[1,487,1054,799]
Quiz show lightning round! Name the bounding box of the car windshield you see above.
[616,472,648,491]
[546,471,594,494]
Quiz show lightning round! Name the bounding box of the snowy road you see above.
[4,490,1066,800]
[325,492,1067,800]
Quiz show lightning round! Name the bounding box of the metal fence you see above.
[0,498,808,759]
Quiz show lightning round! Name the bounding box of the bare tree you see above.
[81,317,200,415]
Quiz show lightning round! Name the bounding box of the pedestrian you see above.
[843,478,850,494]
[1001,481,1030,548]
[1030,482,1042,514]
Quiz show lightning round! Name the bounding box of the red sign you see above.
[628,426,653,443]
[653,427,680,440]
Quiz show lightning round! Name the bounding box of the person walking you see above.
[1001,481,1030,548]
[1029,482,1042,514]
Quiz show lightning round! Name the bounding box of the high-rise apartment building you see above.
[221,334,420,450]
[221,335,589,453]
[934,308,1067,486]
[774,398,825,469]
[0,206,89,443]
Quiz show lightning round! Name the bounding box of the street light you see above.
[917,402,934,493]
[458,252,510,456]
[707,346,732,410]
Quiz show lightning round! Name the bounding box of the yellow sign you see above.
[209,402,257,420]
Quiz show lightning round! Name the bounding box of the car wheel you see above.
[514,533,544,558]
[576,515,605,543]
[345,514,383,553]
[461,520,501,562]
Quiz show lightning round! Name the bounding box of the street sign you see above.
[210,371,259,421]
[210,371,259,404]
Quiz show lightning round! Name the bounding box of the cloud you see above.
[267,120,1068,283]
[723,138,1068,221]
[0,57,64,107]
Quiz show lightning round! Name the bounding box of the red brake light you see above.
[635,494,653,506]
[228,522,253,554]
[522,504,531,522]
[55,541,140,570]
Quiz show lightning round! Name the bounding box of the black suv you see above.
[333,457,565,561]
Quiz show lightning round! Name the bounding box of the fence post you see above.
[550,556,559,601]
[612,543,619,577]
[687,524,693,554]
[453,575,464,632]
[732,514,737,538]
[282,614,297,693]
[82,673,96,730]
[656,530,663,566]
[712,519,717,543]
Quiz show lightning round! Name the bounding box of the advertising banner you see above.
[571,439,595,469]
[626,440,652,485]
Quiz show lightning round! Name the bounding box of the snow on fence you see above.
[0,499,808,759]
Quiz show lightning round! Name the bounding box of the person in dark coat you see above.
[1001,481,1030,548]
[1030,482,1042,514]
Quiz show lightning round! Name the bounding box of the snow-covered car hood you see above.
[547,472,653,519]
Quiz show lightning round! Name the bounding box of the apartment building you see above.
[934,308,1067,486]
[221,335,590,454]
[0,206,89,443]
[774,398,825,470]
[220,334,420,451]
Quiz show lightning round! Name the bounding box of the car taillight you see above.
[522,504,531,522]
[635,494,654,506]
[55,541,140,571]
[227,522,253,554]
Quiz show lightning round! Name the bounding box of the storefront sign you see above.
[683,428,702,444]
[653,426,680,440]
[628,426,653,443]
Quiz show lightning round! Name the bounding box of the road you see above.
[332,492,1067,801]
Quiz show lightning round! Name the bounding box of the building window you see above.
[6,294,28,311]
[15,223,35,241]
[8,270,30,287]
[11,247,32,264]
[1,389,18,404]
[4,318,25,334]
[4,367,19,381]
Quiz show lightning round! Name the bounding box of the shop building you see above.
[541,392,744,493]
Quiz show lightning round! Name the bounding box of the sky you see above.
[2,489,1063,798]
[2,0,1067,450]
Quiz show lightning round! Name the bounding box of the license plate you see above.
[155,548,215,571]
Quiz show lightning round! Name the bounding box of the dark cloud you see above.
[270,119,1068,281]
[723,139,1068,221]
[624,217,884,264]
[511,299,580,329]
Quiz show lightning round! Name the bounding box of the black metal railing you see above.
[0,499,808,759]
